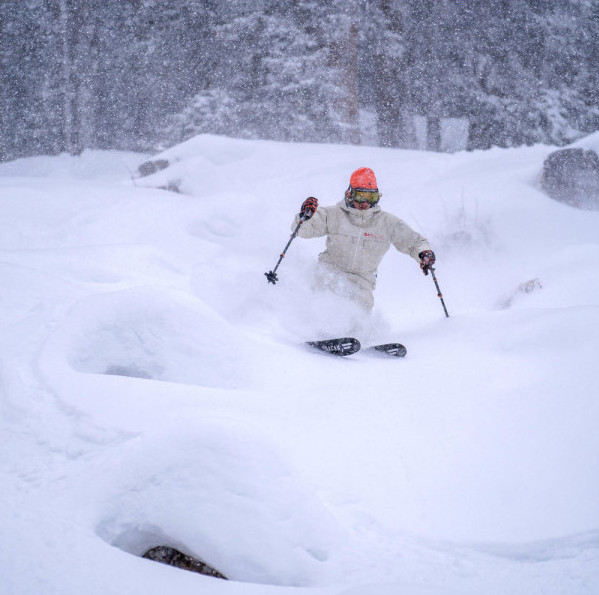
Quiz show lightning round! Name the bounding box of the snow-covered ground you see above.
[1,134,598,595]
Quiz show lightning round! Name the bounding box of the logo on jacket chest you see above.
[363,232,386,241]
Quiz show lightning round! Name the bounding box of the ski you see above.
[367,343,407,358]
[306,337,361,356]
[305,338,405,358]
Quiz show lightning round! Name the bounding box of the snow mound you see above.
[43,287,252,388]
[95,418,344,587]
[2,136,599,595]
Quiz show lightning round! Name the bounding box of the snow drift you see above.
[1,135,598,595]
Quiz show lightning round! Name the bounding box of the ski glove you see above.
[419,250,436,275]
[300,197,318,220]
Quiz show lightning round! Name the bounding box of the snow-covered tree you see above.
[1,0,598,160]
[163,0,362,147]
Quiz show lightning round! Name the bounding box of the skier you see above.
[293,167,435,312]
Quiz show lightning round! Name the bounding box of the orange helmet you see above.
[350,167,378,190]
[345,167,381,208]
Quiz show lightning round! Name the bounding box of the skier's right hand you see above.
[300,197,318,220]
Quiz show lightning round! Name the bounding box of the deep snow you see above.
[1,134,598,595]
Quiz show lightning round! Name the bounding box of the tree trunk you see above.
[426,116,441,151]
[374,0,410,148]
[344,21,360,145]
[59,0,82,155]
[329,2,360,145]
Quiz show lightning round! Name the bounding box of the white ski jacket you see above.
[293,200,431,309]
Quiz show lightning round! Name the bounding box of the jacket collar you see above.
[337,199,380,226]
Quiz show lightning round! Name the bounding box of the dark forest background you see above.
[1,0,598,162]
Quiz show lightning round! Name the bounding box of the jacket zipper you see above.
[350,232,361,271]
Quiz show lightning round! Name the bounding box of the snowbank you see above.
[1,135,598,595]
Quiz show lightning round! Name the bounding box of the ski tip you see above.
[369,343,407,357]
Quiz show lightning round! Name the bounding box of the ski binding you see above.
[306,337,361,356]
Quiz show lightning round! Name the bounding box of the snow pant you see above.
[314,262,375,312]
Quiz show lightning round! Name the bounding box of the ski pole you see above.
[265,218,305,285]
[429,267,449,317]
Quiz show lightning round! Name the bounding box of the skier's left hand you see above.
[419,250,436,275]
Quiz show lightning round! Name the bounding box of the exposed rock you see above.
[157,179,181,193]
[540,148,599,209]
[142,546,227,580]
[518,278,542,294]
[137,159,170,178]
[136,158,181,192]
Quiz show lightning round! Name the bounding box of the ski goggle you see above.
[351,188,380,204]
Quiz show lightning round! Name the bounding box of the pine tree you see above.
[367,0,410,148]
[1,0,598,160]
[1,0,64,158]
[162,0,363,147]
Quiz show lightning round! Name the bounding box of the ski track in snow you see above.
[1,136,599,595]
